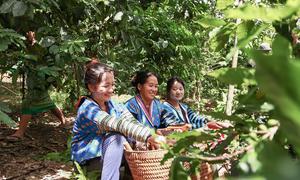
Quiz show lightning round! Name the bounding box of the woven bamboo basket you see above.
[124,149,173,180]
[191,162,213,180]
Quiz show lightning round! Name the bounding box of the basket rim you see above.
[124,149,168,153]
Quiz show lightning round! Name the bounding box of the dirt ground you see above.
[0,113,74,180]
[0,77,133,180]
[1,79,74,180]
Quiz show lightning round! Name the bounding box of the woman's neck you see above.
[139,94,152,108]
[91,96,108,112]
[167,98,180,109]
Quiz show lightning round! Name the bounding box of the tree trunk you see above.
[225,13,241,115]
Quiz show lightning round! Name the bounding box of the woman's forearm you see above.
[97,110,151,142]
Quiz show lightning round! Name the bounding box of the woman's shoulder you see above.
[109,100,126,109]
[77,98,97,111]
[125,96,137,105]
[179,102,188,109]
[161,101,171,107]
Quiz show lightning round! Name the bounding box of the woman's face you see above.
[89,72,115,103]
[169,81,184,101]
[138,75,158,102]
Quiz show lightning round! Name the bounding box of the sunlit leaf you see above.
[224,3,300,22]
[196,17,226,28]
[208,67,256,86]
[216,0,234,10]
[237,22,269,48]
[209,23,236,51]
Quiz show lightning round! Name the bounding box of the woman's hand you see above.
[167,123,192,132]
[147,135,166,150]
[207,121,232,130]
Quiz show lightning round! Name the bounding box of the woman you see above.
[7,31,65,141]
[125,71,163,129]
[162,76,230,129]
[72,63,160,180]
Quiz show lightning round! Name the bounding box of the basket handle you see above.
[123,141,133,151]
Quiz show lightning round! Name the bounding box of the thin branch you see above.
[0,84,20,96]
[181,126,279,162]
[196,145,253,162]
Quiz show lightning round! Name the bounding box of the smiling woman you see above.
[125,71,163,129]
[161,76,232,130]
[71,63,162,180]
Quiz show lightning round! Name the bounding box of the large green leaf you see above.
[258,141,300,180]
[250,35,300,151]
[216,0,234,10]
[196,17,226,28]
[237,22,269,48]
[251,36,300,126]
[208,67,256,86]
[0,110,16,127]
[209,23,236,51]
[0,0,17,13]
[12,1,27,17]
[224,1,300,22]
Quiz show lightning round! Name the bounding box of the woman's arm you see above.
[187,106,208,129]
[85,105,151,142]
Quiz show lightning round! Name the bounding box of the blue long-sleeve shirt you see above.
[161,101,208,129]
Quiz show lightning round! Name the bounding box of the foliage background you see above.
[1,0,300,179]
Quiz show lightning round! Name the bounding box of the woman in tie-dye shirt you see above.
[71,63,161,180]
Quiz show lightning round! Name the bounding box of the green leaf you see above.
[0,0,17,13]
[49,45,60,54]
[224,3,300,22]
[0,38,9,51]
[209,23,236,51]
[0,102,12,113]
[249,35,300,150]
[12,1,27,17]
[237,22,269,48]
[238,144,262,174]
[0,110,16,128]
[40,36,56,48]
[272,34,292,59]
[74,162,87,180]
[208,67,256,86]
[216,0,234,10]
[38,66,61,77]
[203,111,244,122]
[196,17,226,28]
[169,157,189,180]
[258,141,300,180]
[252,36,300,125]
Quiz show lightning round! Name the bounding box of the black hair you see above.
[166,76,185,99]
[131,70,158,94]
[84,62,114,91]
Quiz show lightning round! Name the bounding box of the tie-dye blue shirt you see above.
[71,97,151,163]
[125,95,165,129]
[161,102,208,129]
